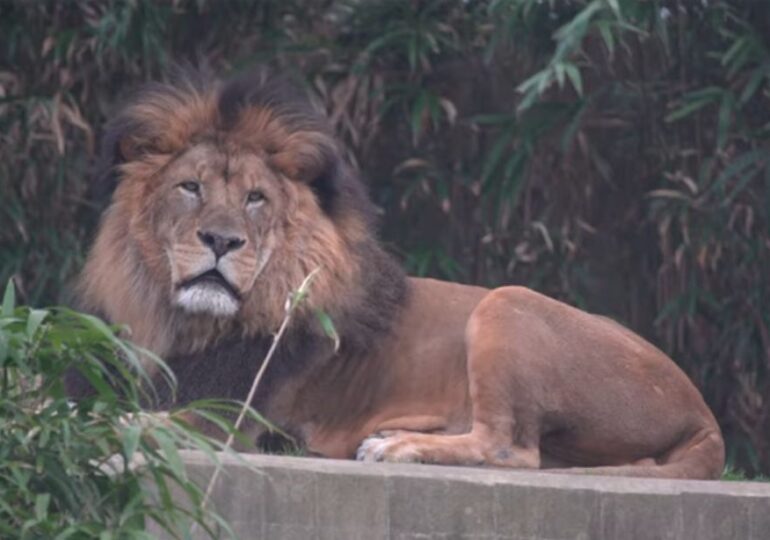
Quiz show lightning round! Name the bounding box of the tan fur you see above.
[351,282,724,479]
[80,72,725,479]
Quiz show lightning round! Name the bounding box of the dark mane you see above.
[91,66,379,228]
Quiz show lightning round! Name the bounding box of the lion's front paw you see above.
[355,433,424,463]
[356,433,391,462]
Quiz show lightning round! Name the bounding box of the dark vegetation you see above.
[1,1,768,475]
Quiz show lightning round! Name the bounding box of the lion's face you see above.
[147,143,286,317]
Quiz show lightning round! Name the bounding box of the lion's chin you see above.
[174,284,240,317]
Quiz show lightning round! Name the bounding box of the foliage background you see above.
[1,0,768,475]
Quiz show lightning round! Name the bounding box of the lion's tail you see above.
[543,428,725,480]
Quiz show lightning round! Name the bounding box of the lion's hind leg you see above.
[357,288,545,469]
[542,428,725,479]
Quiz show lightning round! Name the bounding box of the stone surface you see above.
[167,451,770,540]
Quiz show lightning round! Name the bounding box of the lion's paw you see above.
[355,433,424,463]
[355,434,385,461]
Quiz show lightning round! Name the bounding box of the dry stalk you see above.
[194,268,321,531]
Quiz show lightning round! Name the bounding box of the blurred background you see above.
[0,0,768,476]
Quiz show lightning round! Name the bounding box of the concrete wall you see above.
[175,451,770,540]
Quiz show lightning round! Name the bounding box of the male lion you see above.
[74,69,724,479]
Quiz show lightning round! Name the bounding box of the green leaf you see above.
[597,20,615,56]
[2,281,15,317]
[606,0,621,17]
[564,63,583,96]
[665,96,719,123]
[553,1,603,50]
[554,62,566,88]
[711,149,765,194]
[70,311,133,357]
[411,90,429,145]
[722,35,747,67]
[152,430,185,481]
[481,124,516,185]
[717,91,735,149]
[289,268,321,312]
[26,309,48,338]
[516,89,541,112]
[182,399,286,441]
[561,100,588,152]
[537,69,554,93]
[516,70,545,95]
[34,493,50,521]
[407,34,418,71]
[725,167,759,205]
[76,361,118,401]
[314,309,340,353]
[739,65,768,104]
[121,425,142,462]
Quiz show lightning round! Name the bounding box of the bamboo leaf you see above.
[481,125,516,185]
[2,281,15,317]
[717,91,735,149]
[152,431,185,481]
[26,309,48,339]
[314,309,340,353]
[606,0,621,18]
[34,493,50,521]
[711,149,765,192]
[554,62,566,88]
[564,63,583,96]
[121,425,142,462]
[740,65,768,104]
[665,90,722,123]
[597,20,615,55]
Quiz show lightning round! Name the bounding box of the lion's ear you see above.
[100,119,156,169]
[270,131,337,184]
[88,120,136,203]
[117,133,154,163]
[269,130,345,216]
[90,119,163,204]
[107,119,173,166]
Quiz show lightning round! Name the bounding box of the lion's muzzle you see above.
[175,267,242,317]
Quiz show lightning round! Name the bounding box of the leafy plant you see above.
[0,282,237,539]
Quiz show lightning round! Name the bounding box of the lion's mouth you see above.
[178,269,241,300]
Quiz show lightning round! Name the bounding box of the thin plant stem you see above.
[194,268,321,529]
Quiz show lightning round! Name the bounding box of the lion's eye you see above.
[246,190,266,205]
[178,181,201,194]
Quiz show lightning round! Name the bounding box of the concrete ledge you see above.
[176,450,770,540]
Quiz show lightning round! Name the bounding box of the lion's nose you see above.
[197,229,246,259]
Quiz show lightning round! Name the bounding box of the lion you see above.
[72,68,725,479]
